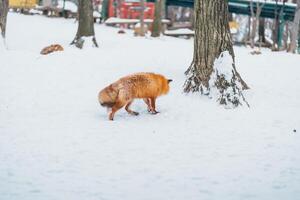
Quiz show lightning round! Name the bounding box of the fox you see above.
[40,44,64,55]
[98,72,172,120]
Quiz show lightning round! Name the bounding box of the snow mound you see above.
[209,51,245,108]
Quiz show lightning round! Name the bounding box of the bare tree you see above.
[0,0,9,39]
[258,18,266,43]
[71,0,98,48]
[138,0,146,36]
[272,0,280,51]
[184,0,249,107]
[151,0,163,37]
[288,0,300,53]
[250,0,265,48]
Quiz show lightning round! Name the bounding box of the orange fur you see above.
[98,72,172,120]
[40,44,64,55]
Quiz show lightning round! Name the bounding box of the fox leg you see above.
[149,98,159,114]
[109,102,125,120]
[125,101,139,116]
[143,98,151,112]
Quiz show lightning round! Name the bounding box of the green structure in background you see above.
[147,0,297,49]
[101,0,109,22]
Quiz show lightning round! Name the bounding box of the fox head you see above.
[98,85,118,107]
[159,77,172,95]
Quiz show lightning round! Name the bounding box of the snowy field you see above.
[1,13,300,200]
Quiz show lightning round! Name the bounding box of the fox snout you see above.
[100,102,115,108]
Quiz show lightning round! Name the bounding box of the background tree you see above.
[288,0,300,53]
[249,0,265,48]
[151,0,163,37]
[0,0,9,40]
[272,0,280,50]
[71,0,98,48]
[184,0,249,107]
[258,18,266,44]
[137,0,146,36]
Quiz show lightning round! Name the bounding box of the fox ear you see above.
[168,79,173,83]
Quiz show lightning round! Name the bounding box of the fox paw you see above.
[127,111,139,116]
[150,110,159,115]
[131,111,139,116]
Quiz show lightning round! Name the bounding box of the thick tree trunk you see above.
[184,0,249,107]
[151,0,163,37]
[288,0,300,53]
[71,0,98,48]
[0,0,9,39]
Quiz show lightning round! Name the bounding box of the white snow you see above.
[209,51,244,108]
[1,13,300,200]
[105,17,170,25]
[0,37,6,51]
[57,0,77,13]
[230,0,297,7]
[164,27,238,36]
[211,51,235,80]
[164,28,194,35]
[93,11,101,18]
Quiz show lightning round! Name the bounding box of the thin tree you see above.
[136,0,146,36]
[272,0,280,51]
[258,18,266,44]
[71,0,98,48]
[0,0,9,40]
[151,0,163,37]
[288,0,300,53]
[184,0,249,107]
[249,0,265,48]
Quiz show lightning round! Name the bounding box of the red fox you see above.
[98,72,172,120]
[40,44,64,55]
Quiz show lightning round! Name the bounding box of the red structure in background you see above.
[108,0,155,19]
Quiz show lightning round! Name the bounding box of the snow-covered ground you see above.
[1,13,300,200]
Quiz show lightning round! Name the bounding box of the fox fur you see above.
[40,44,64,55]
[98,72,172,120]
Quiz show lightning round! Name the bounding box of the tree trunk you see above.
[282,22,289,50]
[0,0,9,39]
[250,1,264,48]
[71,0,98,48]
[288,0,300,53]
[151,0,163,37]
[190,8,194,30]
[184,0,249,107]
[258,17,266,43]
[272,0,280,51]
[138,0,146,36]
[250,19,258,48]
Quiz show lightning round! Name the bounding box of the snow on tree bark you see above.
[183,0,249,108]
